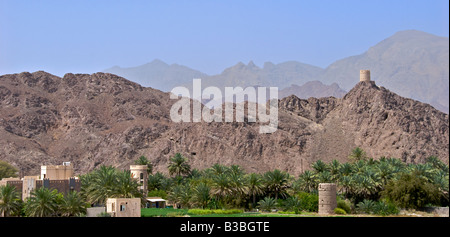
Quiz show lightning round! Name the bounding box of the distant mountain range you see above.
[104,30,449,113]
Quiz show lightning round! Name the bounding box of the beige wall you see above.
[41,164,73,180]
[22,176,39,201]
[130,165,148,195]
[0,177,21,186]
[106,198,141,217]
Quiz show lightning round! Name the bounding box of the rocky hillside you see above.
[0,71,448,177]
[279,81,347,99]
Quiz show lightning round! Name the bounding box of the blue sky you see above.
[0,0,448,76]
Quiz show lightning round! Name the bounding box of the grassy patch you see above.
[141,208,188,217]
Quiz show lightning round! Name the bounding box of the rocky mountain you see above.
[195,61,323,90]
[320,30,449,113]
[279,81,347,99]
[104,30,449,113]
[104,59,208,92]
[0,71,448,177]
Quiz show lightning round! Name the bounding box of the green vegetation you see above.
[135,155,153,175]
[334,208,347,215]
[0,160,18,180]
[80,165,144,206]
[0,184,22,217]
[1,148,447,217]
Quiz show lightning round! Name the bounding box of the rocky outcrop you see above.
[0,71,448,177]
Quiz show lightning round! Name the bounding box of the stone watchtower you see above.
[318,183,337,215]
[130,165,148,196]
[360,70,371,82]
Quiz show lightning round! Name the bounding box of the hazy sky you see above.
[1,0,448,76]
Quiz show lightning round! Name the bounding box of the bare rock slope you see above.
[0,71,448,176]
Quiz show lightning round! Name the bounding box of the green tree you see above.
[349,147,367,162]
[80,165,143,206]
[263,169,290,200]
[245,173,265,209]
[192,182,211,209]
[24,187,59,217]
[211,173,232,202]
[311,160,328,173]
[296,170,318,193]
[0,160,18,180]
[168,153,191,177]
[168,183,191,209]
[0,184,22,217]
[113,170,144,199]
[81,165,118,205]
[381,171,441,209]
[60,191,88,217]
[135,155,153,175]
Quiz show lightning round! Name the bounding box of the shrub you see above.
[147,190,168,200]
[297,192,318,212]
[257,197,277,212]
[278,211,298,214]
[356,200,399,216]
[337,199,352,214]
[187,209,244,215]
[188,209,214,215]
[97,212,111,217]
[373,201,399,216]
[334,208,346,215]
[166,212,185,217]
[283,196,302,213]
[356,200,375,214]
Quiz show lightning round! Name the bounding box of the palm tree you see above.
[228,172,246,207]
[283,196,302,213]
[211,173,232,202]
[168,153,191,177]
[168,183,192,209]
[83,165,118,205]
[60,191,88,217]
[425,156,447,171]
[245,173,265,209]
[135,155,153,175]
[0,184,22,217]
[263,169,290,200]
[329,160,342,182]
[311,160,328,173]
[148,172,165,191]
[25,187,59,217]
[257,197,277,212]
[208,163,229,177]
[349,147,367,162]
[297,170,317,193]
[113,170,143,199]
[192,182,211,209]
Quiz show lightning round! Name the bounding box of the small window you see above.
[140,173,144,179]
[120,204,126,212]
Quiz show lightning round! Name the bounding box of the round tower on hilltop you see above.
[360,70,371,82]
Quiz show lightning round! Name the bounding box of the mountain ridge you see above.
[0,71,448,177]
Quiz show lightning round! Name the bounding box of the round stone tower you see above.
[360,70,371,82]
[130,165,148,196]
[318,183,337,215]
